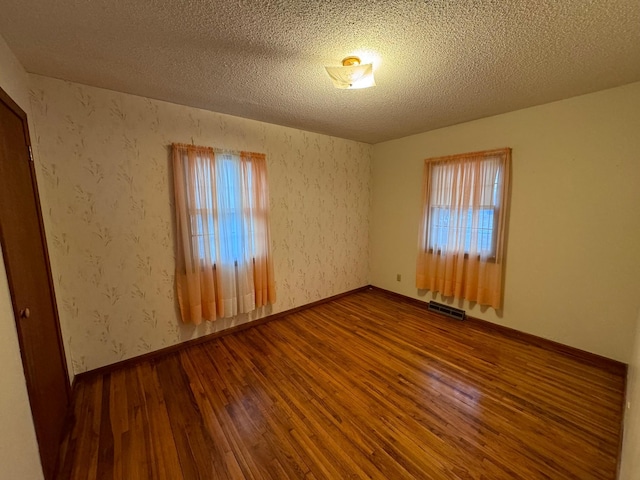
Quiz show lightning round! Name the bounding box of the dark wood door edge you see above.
[0,87,71,394]
[0,86,71,479]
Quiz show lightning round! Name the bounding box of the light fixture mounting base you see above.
[342,56,361,67]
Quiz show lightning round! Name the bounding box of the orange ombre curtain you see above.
[172,143,276,325]
[172,143,218,325]
[240,151,276,308]
[416,148,511,309]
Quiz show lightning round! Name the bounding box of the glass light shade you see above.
[324,63,375,89]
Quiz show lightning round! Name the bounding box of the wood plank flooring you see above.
[56,289,626,479]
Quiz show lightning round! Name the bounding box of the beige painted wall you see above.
[0,35,44,480]
[370,82,640,362]
[29,75,372,373]
[620,305,640,479]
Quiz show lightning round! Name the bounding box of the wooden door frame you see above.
[0,86,71,473]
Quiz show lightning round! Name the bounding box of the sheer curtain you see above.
[416,148,511,309]
[172,143,276,325]
[241,151,276,309]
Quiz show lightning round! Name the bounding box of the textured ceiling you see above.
[2,0,640,144]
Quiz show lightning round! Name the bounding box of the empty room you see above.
[1,1,640,479]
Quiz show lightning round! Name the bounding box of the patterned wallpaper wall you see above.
[29,75,372,373]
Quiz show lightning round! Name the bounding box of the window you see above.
[191,154,256,265]
[427,163,501,258]
[416,148,511,309]
[172,144,276,324]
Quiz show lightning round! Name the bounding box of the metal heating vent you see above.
[428,301,466,320]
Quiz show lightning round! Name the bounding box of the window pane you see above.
[186,152,266,266]
[428,159,501,257]
[215,156,243,264]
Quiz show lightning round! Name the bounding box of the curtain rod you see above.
[171,142,265,158]
[424,147,511,164]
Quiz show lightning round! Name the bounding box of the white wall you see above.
[620,305,640,479]
[371,82,640,362]
[0,34,44,480]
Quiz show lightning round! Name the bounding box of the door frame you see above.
[0,86,71,475]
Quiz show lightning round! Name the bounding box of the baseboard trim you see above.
[74,286,370,382]
[369,286,628,376]
[75,284,628,381]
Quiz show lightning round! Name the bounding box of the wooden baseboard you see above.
[69,283,629,477]
[75,284,628,382]
[369,286,628,376]
[74,286,370,382]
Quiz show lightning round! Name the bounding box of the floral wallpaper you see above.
[28,75,372,373]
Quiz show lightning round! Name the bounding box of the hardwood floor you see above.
[57,289,626,479]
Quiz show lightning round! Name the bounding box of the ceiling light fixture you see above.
[325,56,376,90]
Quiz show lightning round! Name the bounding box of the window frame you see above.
[422,150,508,263]
[186,152,262,268]
[427,205,500,262]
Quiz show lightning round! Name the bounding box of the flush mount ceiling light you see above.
[325,56,376,90]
